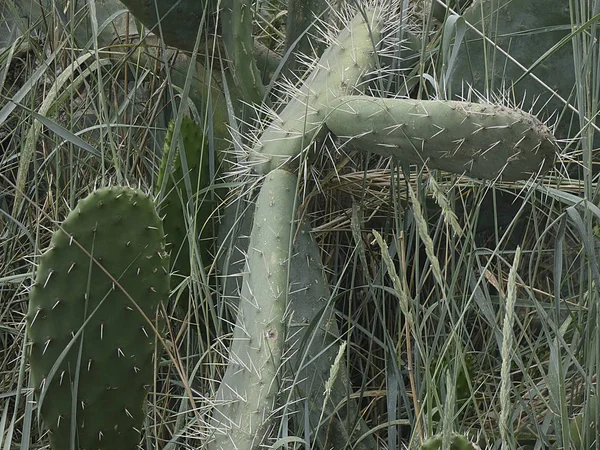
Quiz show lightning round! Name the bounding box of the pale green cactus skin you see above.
[420,433,481,450]
[26,186,170,450]
[248,9,383,174]
[286,221,377,450]
[209,169,298,450]
[326,95,556,180]
[216,206,378,450]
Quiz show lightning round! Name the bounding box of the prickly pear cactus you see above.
[326,95,556,180]
[286,221,378,450]
[209,169,298,450]
[27,186,170,450]
[420,433,481,450]
[157,116,216,284]
[116,0,217,52]
[447,0,576,144]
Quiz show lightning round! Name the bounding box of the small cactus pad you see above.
[420,433,482,450]
[326,96,556,180]
[27,186,170,450]
[157,116,215,281]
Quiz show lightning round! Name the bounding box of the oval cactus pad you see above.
[27,186,170,450]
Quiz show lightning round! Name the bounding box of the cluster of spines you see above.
[231,0,406,177]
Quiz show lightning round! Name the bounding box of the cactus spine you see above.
[326,95,556,180]
[27,187,170,450]
[248,8,383,174]
[209,169,298,450]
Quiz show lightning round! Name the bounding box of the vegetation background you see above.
[0,0,599,449]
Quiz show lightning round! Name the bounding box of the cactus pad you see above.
[117,0,217,52]
[27,186,170,450]
[448,0,576,144]
[157,116,215,283]
[326,96,556,180]
[210,169,298,450]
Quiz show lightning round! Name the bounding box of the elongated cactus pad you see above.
[220,0,265,104]
[287,222,377,450]
[209,169,298,450]
[216,208,378,450]
[326,96,556,180]
[157,117,215,284]
[248,8,383,174]
[27,186,170,450]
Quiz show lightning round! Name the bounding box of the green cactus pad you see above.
[220,0,265,104]
[448,0,577,144]
[157,116,216,282]
[117,0,217,52]
[420,433,481,450]
[286,221,377,450]
[27,186,170,450]
[248,8,382,174]
[326,96,556,180]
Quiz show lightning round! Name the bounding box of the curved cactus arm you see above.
[216,202,378,450]
[209,169,298,450]
[247,7,384,174]
[326,95,557,181]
